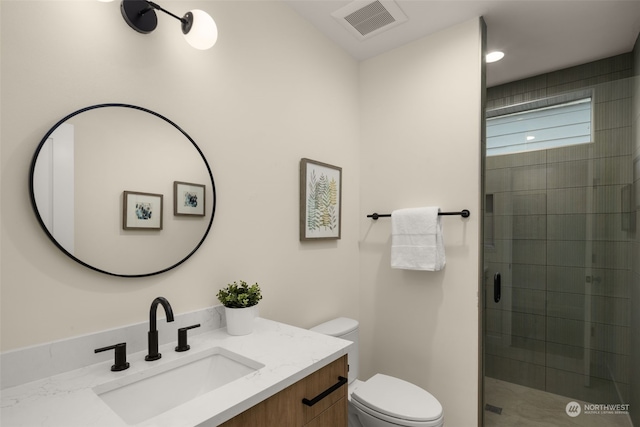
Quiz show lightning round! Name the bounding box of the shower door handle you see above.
[493,273,501,303]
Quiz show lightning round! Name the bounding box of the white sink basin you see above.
[93,347,264,425]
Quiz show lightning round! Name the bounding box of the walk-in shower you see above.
[482,53,638,427]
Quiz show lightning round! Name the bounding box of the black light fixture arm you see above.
[145,1,187,25]
[121,0,193,35]
[148,1,195,35]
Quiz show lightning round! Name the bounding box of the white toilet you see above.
[311,317,444,427]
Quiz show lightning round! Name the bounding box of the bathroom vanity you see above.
[220,355,347,427]
[0,316,351,427]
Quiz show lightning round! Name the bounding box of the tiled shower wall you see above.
[484,53,635,406]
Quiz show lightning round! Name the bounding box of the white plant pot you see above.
[225,305,258,336]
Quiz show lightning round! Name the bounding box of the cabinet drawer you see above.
[300,356,347,424]
[219,355,348,427]
[304,397,347,427]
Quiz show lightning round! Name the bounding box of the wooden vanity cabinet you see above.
[219,355,348,427]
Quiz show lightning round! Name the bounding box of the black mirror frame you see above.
[29,103,216,278]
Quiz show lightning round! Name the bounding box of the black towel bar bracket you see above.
[367,209,470,220]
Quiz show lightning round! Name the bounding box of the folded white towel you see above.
[391,207,445,271]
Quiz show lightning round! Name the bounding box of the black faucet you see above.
[145,296,175,361]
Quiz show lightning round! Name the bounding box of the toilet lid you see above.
[351,374,443,422]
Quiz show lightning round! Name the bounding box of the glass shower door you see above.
[483,72,636,427]
[484,159,548,394]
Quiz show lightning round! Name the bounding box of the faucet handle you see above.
[175,324,201,352]
[95,342,130,371]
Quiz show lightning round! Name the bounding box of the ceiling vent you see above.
[332,0,408,41]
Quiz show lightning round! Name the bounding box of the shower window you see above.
[487,92,593,157]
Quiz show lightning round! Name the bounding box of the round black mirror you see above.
[29,104,216,277]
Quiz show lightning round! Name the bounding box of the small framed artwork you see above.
[300,158,342,241]
[123,191,163,230]
[174,181,206,216]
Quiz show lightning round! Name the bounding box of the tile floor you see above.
[484,377,632,427]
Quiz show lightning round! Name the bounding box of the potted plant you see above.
[217,281,262,335]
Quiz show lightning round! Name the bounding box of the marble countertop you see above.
[1,318,352,427]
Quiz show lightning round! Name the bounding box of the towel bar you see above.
[367,209,470,220]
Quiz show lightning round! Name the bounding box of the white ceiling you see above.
[286,0,640,87]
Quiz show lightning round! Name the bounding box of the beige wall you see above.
[0,0,361,349]
[2,2,483,425]
[359,18,483,427]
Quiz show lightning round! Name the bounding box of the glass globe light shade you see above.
[183,9,218,50]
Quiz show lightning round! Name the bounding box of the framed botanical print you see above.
[300,158,342,241]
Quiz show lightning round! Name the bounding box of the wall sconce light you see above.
[121,0,218,50]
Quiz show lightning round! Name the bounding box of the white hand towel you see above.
[391,207,445,271]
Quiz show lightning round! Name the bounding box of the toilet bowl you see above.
[310,318,444,427]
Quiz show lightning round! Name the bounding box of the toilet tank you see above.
[310,317,359,384]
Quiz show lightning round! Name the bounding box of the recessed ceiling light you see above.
[526,135,535,141]
[486,51,505,63]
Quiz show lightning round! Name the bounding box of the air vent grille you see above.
[332,0,408,41]
[344,1,396,37]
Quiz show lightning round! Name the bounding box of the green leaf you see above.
[217,280,262,308]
